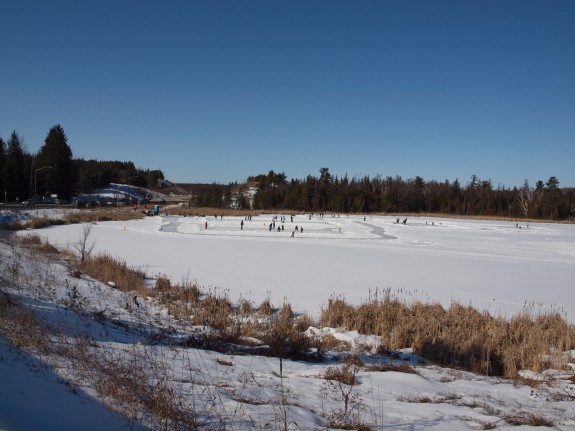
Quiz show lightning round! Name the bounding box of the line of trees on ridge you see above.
[191,168,574,221]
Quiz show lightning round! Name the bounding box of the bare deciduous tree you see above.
[516,180,542,218]
[74,223,96,263]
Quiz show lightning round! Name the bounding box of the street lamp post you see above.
[34,166,52,202]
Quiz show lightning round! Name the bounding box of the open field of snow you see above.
[29,213,575,322]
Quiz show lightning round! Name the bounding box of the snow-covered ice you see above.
[30,213,575,321]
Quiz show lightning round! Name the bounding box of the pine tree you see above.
[37,125,74,198]
[0,137,5,202]
[5,131,29,202]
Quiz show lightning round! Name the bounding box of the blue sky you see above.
[1,1,574,187]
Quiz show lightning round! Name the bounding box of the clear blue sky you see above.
[1,0,574,187]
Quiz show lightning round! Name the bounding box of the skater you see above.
[402,218,407,225]
[300,226,303,233]
[291,230,295,238]
[205,221,208,229]
[241,220,244,230]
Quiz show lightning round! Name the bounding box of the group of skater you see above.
[238,214,304,238]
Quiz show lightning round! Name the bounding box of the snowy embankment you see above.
[1,211,575,430]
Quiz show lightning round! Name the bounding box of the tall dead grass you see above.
[320,291,575,378]
[79,254,147,295]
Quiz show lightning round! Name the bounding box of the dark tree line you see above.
[0,125,164,202]
[245,168,574,220]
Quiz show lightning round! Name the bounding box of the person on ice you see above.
[241,220,244,230]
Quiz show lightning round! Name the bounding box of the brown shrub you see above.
[323,356,364,386]
[190,289,232,330]
[263,312,311,360]
[258,297,273,316]
[154,275,171,291]
[319,334,352,352]
[239,298,253,315]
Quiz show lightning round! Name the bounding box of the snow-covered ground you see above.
[2,212,575,430]
[29,213,575,322]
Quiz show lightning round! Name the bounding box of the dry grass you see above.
[504,412,554,427]
[0,303,52,356]
[0,295,197,430]
[22,216,68,229]
[79,254,147,295]
[258,297,274,316]
[157,279,201,321]
[189,289,232,330]
[366,362,419,374]
[11,233,61,255]
[320,291,575,378]
[318,333,353,352]
[65,208,145,223]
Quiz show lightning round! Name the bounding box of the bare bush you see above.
[322,356,365,429]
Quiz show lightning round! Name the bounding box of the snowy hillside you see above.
[1,213,575,430]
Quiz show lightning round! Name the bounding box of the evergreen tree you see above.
[37,125,74,198]
[5,131,29,202]
[542,176,563,219]
[0,137,5,201]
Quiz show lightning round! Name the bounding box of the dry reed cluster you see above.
[320,291,575,378]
